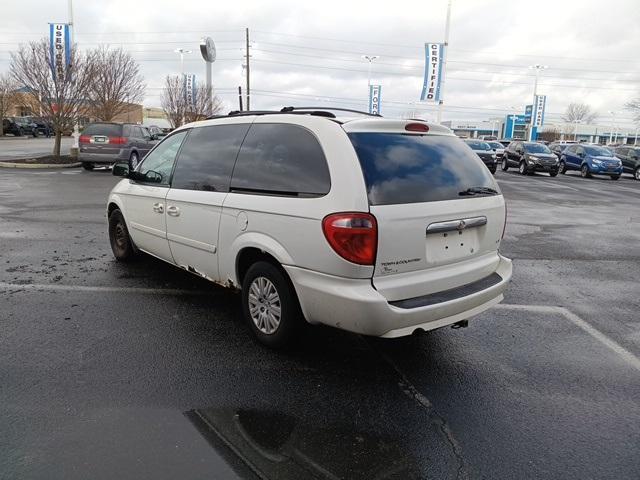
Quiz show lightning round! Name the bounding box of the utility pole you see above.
[245,27,251,111]
[528,64,548,140]
[436,0,452,124]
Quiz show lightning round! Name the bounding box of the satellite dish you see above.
[200,37,216,63]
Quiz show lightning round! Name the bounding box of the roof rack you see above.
[206,106,382,120]
[280,106,381,117]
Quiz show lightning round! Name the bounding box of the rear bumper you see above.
[78,150,130,164]
[285,254,512,337]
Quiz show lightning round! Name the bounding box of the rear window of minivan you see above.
[82,123,123,136]
[348,133,497,205]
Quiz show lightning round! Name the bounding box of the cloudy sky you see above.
[1,0,639,128]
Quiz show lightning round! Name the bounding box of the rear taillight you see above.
[79,135,90,143]
[502,202,508,239]
[322,212,377,265]
[109,136,127,144]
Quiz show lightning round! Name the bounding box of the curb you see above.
[0,161,81,169]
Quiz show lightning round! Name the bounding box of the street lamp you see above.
[574,119,581,141]
[362,55,379,87]
[174,48,193,74]
[528,64,548,140]
[608,110,617,145]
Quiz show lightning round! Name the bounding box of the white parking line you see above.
[495,303,640,372]
[0,282,214,296]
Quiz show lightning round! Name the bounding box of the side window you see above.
[140,126,150,139]
[123,125,132,137]
[576,146,584,156]
[230,124,331,196]
[171,124,250,192]
[137,130,188,185]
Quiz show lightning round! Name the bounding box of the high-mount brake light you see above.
[322,213,377,265]
[405,123,429,133]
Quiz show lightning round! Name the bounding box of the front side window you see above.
[172,124,250,192]
[231,124,331,196]
[136,130,188,185]
[348,133,497,205]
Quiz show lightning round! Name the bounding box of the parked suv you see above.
[560,144,623,179]
[106,109,512,348]
[463,139,498,173]
[79,122,158,171]
[614,145,640,180]
[549,141,576,160]
[2,117,38,137]
[501,141,559,176]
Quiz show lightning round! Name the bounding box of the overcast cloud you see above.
[1,0,639,127]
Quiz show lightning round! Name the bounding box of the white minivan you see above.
[107,108,512,347]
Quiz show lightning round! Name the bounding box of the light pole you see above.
[634,126,638,145]
[608,110,616,145]
[174,48,193,74]
[362,55,379,88]
[574,119,581,141]
[528,64,548,140]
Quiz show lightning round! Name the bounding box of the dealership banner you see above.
[369,84,382,115]
[420,43,444,103]
[184,73,196,110]
[49,23,71,82]
[533,95,546,127]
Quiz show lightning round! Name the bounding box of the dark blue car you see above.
[559,144,623,180]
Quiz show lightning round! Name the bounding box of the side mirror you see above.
[112,161,129,177]
[578,151,585,158]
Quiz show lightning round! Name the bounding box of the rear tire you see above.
[519,161,528,175]
[108,209,137,261]
[242,261,302,349]
[82,162,94,171]
[581,164,591,178]
[501,158,509,171]
[129,151,139,169]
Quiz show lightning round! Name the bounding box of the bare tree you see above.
[0,72,18,136]
[562,102,598,124]
[10,39,95,157]
[537,127,561,142]
[624,98,640,125]
[87,46,145,121]
[161,74,223,128]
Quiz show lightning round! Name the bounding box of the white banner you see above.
[420,43,444,103]
[533,95,546,127]
[369,84,382,115]
[49,23,71,83]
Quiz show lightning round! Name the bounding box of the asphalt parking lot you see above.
[0,137,73,160]
[1,167,639,479]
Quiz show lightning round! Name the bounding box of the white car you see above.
[106,108,512,348]
[486,140,505,159]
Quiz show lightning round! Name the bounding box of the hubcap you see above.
[131,154,138,168]
[502,159,507,169]
[520,163,525,173]
[114,222,127,249]
[635,169,640,180]
[248,277,281,335]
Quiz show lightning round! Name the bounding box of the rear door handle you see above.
[166,205,180,217]
[152,203,164,213]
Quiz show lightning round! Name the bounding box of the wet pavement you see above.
[1,167,639,479]
[0,137,73,160]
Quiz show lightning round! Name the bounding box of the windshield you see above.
[524,143,551,153]
[487,142,503,149]
[465,140,491,151]
[349,133,497,205]
[584,145,613,156]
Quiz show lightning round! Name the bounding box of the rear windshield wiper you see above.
[459,187,499,196]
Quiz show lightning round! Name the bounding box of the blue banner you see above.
[420,43,444,103]
[369,84,382,115]
[533,95,546,127]
[49,23,71,82]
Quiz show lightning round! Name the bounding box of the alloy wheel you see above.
[248,277,282,335]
